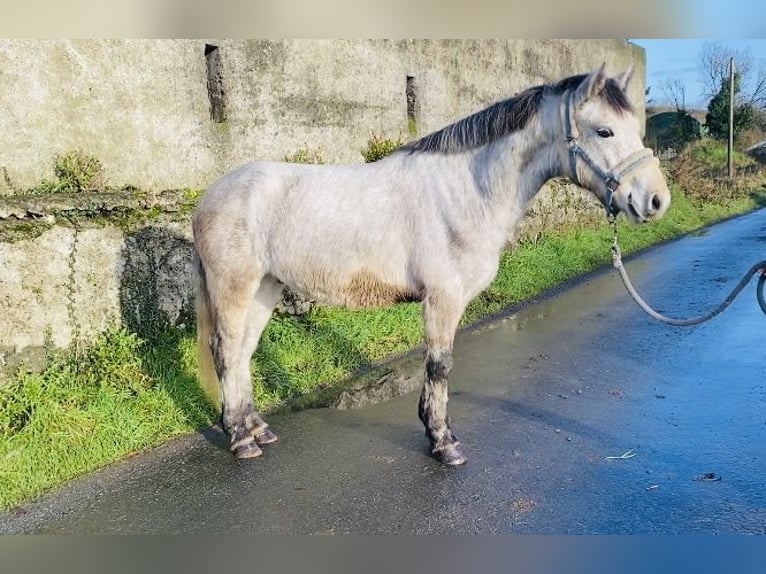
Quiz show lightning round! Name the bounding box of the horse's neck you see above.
[475,113,563,236]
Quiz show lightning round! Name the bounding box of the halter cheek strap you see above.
[561,89,658,217]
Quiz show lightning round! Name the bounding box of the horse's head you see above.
[561,64,671,223]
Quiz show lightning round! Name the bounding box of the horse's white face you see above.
[570,66,671,223]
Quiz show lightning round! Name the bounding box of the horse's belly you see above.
[282,267,422,309]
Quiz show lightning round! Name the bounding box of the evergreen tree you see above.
[706,73,757,142]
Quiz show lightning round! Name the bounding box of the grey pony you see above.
[192,65,671,465]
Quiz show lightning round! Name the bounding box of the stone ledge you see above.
[0,189,197,221]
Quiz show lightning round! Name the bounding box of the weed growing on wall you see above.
[361,134,404,162]
[53,149,106,192]
[284,146,325,164]
[29,149,107,194]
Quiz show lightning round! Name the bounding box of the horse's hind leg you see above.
[209,273,281,459]
[237,276,284,446]
[419,290,468,466]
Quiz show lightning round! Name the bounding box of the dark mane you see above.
[556,74,633,116]
[400,74,634,155]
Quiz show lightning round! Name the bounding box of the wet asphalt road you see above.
[2,209,765,534]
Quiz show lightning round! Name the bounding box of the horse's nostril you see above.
[651,194,662,212]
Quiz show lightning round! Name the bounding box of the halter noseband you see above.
[562,89,657,217]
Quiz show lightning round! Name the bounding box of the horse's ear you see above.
[575,63,607,104]
[615,64,634,92]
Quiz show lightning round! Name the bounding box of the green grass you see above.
[686,138,755,170]
[0,183,763,510]
[0,329,212,509]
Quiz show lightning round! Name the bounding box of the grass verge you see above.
[1,183,764,511]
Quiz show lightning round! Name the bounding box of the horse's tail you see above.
[195,252,222,410]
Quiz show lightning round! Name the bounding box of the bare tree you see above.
[699,41,766,107]
[751,67,766,108]
[661,78,687,110]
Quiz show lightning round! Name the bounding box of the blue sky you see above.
[632,39,766,110]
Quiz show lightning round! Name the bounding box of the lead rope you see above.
[609,217,766,326]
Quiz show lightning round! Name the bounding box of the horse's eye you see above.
[597,128,614,138]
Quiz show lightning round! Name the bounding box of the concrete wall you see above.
[0,192,198,379]
[0,39,646,380]
[0,39,645,192]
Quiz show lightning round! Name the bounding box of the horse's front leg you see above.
[418,290,468,466]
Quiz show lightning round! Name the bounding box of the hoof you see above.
[231,438,263,459]
[253,426,278,445]
[433,442,468,466]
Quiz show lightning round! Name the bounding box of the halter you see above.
[561,89,658,218]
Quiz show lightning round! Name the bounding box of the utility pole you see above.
[728,57,734,178]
